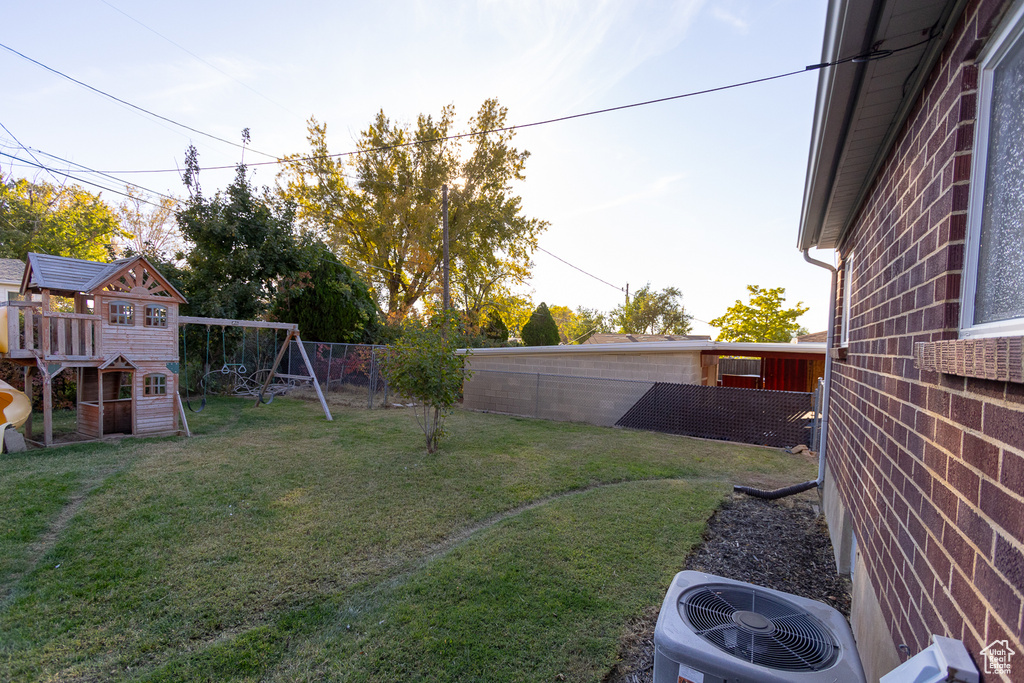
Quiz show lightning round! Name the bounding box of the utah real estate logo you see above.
[981,639,1015,676]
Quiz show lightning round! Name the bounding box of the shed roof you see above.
[797,0,966,251]
[0,258,25,285]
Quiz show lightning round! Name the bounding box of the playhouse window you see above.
[145,304,168,328]
[109,301,134,325]
[962,2,1024,338]
[143,374,167,396]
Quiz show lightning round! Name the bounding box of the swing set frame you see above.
[178,316,332,434]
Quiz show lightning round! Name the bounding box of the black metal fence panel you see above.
[462,369,817,448]
[615,382,814,447]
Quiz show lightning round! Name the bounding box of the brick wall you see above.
[827,0,1023,677]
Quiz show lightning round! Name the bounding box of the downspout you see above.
[733,249,837,499]
[803,249,837,487]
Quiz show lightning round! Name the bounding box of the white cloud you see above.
[710,5,750,33]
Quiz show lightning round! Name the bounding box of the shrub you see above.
[381,312,468,453]
[520,302,560,346]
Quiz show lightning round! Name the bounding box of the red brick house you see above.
[799,0,1023,680]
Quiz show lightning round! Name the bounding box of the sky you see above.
[1,0,835,337]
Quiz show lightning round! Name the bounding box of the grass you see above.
[0,396,815,682]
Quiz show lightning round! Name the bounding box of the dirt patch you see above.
[286,383,395,410]
[604,492,851,683]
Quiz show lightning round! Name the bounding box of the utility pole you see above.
[625,282,630,305]
[442,184,450,311]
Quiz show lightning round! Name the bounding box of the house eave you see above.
[797,0,967,252]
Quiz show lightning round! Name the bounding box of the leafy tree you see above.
[446,100,547,328]
[612,284,692,335]
[548,305,608,344]
[176,150,302,321]
[0,175,125,261]
[521,302,560,346]
[278,99,546,321]
[487,292,534,339]
[271,243,378,343]
[710,285,810,343]
[381,312,467,453]
[116,187,183,262]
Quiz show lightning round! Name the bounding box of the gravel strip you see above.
[604,493,851,683]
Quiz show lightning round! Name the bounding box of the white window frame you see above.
[840,253,853,347]
[960,0,1024,339]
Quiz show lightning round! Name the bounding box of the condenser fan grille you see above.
[679,584,840,672]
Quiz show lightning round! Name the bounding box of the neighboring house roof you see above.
[798,0,966,251]
[22,253,187,302]
[0,258,25,285]
[583,333,713,344]
[797,330,828,343]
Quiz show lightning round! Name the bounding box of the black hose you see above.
[733,480,819,500]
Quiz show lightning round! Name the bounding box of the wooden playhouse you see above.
[0,253,329,447]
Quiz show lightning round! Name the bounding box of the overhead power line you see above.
[536,247,623,293]
[28,147,181,204]
[0,121,65,186]
[0,40,282,161]
[0,151,176,209]
[90,35,937,178]
[97,0,301,120]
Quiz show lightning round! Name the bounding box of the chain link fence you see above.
[463,368,819,448]
[284,341,389,408]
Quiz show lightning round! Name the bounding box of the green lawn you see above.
[0,396,815,682]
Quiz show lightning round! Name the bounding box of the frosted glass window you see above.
[841,254,853,347]
[974,33,1024,325]
[962,3,1024,338]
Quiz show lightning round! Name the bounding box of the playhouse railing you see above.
[1,301,101,361]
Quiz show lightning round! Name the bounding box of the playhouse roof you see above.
[23,253,123,294]
[22,253,187,302]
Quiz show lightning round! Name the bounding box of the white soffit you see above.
[798,0,964,251]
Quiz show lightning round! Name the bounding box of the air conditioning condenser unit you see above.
[654,570,865,683]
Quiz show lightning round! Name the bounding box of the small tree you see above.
[521,302,560,346]
[710,285,810,342]
[612,284,692,335]
[382,312,467,453]
[549,304,608,344]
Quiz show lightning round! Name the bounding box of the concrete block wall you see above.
[461,345,702,425]
[464,348,702,383]
[827,0,1024,677]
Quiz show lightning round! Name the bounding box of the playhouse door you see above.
[103,399,132,434]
